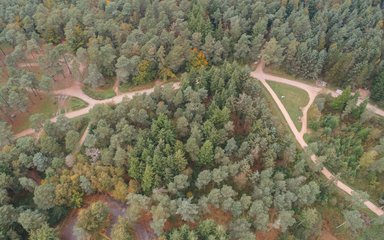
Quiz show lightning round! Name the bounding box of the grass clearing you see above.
[267,81,309,131]
[259,81,298,147]
[264,65,317,85]
[10,94,58,133]
[119,81,158,93]
[83,82,115,100]
[68,97,88,111]
[119,79,178,93]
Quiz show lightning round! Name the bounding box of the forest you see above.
[0,0,384,239]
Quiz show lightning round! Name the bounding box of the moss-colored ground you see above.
[259,81,298,148]
[83,82,115,100]
[264,65,316,85]
[68,97,88,111]
[267,81,310,131]
[10,94,58,133]
[119,81,159,93]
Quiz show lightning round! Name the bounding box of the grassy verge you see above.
[120,81,157,93]
[83,82,115,100]
[68,97,88,111]
[267,81,309,131]
[119,79,178,93]
[258,81,298,147]
[264,65,317,85]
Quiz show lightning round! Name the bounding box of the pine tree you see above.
[198,140,214,167]
[142,165,154,194]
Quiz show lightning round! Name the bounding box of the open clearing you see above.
[268,80,310,131]
[83,81,116,100]
[68,97,88,111]
[7,93,57,133]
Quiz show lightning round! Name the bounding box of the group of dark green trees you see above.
[1,0,383,94]
[2,62,382,239]
[0,62,325,239]
[0,0,384,239]
[1,0,384,128]
[307,86,384,207]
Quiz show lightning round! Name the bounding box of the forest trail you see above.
[14,82,181,138]
[113,79,120,96]
[251,62,384,217]
[53,81,98,105]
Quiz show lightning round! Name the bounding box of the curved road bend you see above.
[251,62,384,216]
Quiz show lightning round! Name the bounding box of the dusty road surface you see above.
[251,61,384,217]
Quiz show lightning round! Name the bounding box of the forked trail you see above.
[14,82,180,138]
[251,61,384,216]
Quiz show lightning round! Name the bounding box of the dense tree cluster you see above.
[0,63,331,239]
[1,0,383,92]
[0,0,383,239]
[307,89,384,206]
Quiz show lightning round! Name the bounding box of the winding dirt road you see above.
[251,62,384,216]
[14,82,180,138]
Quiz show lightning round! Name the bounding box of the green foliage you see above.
[0,121,13,147]
[133,60,157,85]
[32,153,50,172]
[142,165,154,194]
[263,38,284,66]
[84,64,105,88]
[371,72,384,103]
[111,217,133,240]
[330,87,352,112]
[65,130,80,152]
[29,223,59,240]
[33,184,56,210]
[343,210,364,233]
[198,140,214,167]
[76,201,110,236]
[167,220,227,240]
[30,113,48,132]
[18,209,47,231]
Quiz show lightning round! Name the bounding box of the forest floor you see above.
[267,81,309,131]
[119,79,167,93]
[82,80,116,100]
[67,97,88,112]
[7,93,57,132]
[58,194,155,240]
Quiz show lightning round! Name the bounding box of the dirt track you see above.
[14,82,180,138]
